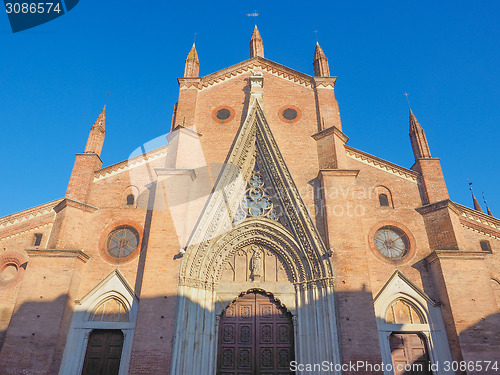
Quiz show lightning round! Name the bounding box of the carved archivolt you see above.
[179,100,333,289]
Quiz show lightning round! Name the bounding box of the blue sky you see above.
[1,0,499,217]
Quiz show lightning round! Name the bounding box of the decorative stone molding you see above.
[346,145,419,182]
[53,198,98,214]
[26,249,90,264]
[59,270,138,375]
[170,99,341,375]
[0,221,52,241]
[311,125,348,143]
[0,198,61,230]
[94,145,169,182]
[425,250,488,264]
[181,100,332,286]
[178,57,325,91]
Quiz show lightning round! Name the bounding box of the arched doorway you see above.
[216,291,295,374]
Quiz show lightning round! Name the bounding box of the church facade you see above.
[0,27,499,375]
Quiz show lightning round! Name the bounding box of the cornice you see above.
[312,76,337,89]
[178,57,333,91]
[94,144,169,181]
[0,222,52,241]
[453,202,500,231]
[26,249,91,263]
[311,126,349,143]
[54,198,98,214]
[319,169,360,178]
[426,250,488,264]
[0,198,62,230]
[155,168,197,180]
[415,200,461,216]
[75,152,103,164]
[345,146,419,182]
[168,125,203,139]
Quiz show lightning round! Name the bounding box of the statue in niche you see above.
[250,245,263,281]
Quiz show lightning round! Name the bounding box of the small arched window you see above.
[385,299,425,324]
[480,240,492,252]
[379,194,389,207]
[91,297,129,322]
[126,194,135,206]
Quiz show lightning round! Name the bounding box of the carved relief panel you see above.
[221,244,290,283]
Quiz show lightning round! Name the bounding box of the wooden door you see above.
[81,329,124,375]
[217,292,295,375]
[389,333,432,375]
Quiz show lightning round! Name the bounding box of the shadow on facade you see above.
[0,287,498,374]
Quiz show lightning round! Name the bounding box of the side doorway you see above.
[389,332,432,375]
[81,329,124,375]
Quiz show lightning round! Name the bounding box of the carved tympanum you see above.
[221,244,290,283]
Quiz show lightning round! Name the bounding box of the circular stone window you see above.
[216,109,231,121]
[374,226,409,260]
[0,263,19,283]
[106,226,140,259]
[212,106,235,123]
[0,254,25,289]
[278,105,301,123]
[283,108,297,121]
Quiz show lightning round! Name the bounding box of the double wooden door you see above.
[217,291,295,375]
[389,333,432,375]
[81,329,124,375]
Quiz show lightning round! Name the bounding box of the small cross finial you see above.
[247,10,259,25]
[314,30,319,43]
[105,91,110,105]
[468,178,473,191]
[193,32,197,44]
[404,92,411,109]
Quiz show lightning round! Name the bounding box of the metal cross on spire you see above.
[247,10,259,25]
[314,30,319,43]
[482,192,494,216]
[404,92,411,109]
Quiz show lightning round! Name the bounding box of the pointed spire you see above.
[472,192,484,212]
[84,106,106,156]
[468,180,484,213]
[250,25,264,58]
[483,193,494,217]
[313,42,330,77]
[184,43,200,77]
[95,105,106,130]
[409,109,432,160]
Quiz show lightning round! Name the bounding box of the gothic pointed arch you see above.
[374,271,454,375]
[58,270,138,375]
[180,99,333,288]
[171,99,341,375]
